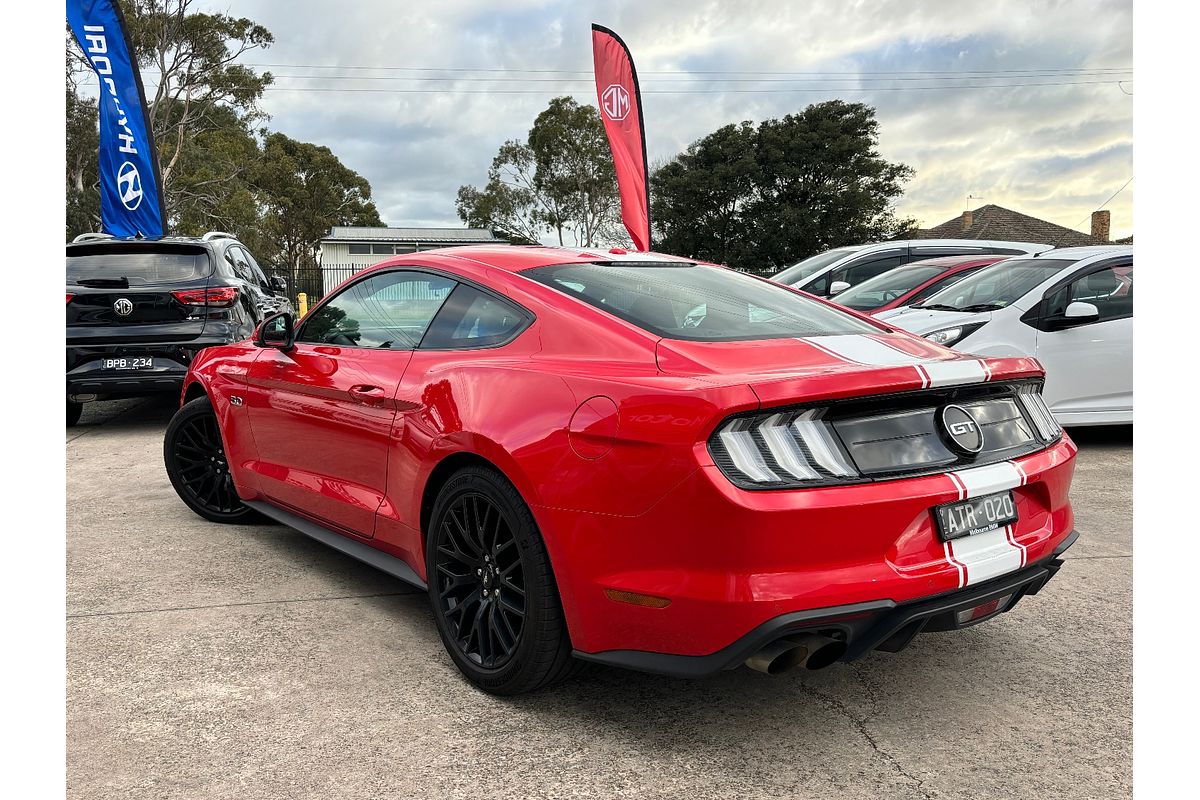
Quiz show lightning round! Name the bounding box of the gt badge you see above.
[940,404,984,455]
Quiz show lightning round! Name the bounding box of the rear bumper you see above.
[539,436,1077,657]
[66,338,233,398]
[575,530,1076,678]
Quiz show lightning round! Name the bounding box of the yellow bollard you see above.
[296,292,308,317]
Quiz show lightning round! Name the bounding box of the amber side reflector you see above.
[604,589,671,608]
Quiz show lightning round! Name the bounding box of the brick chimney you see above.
[1091,210,1111,242]
[961,209,974,231]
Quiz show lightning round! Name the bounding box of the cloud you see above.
[211,0,1133,238]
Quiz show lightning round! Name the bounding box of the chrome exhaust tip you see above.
[744,634,847,674]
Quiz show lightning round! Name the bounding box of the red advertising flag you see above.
[591,24,650,251]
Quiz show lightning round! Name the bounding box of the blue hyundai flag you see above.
[67,0,165,239]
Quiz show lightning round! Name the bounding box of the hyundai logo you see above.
[113,297,134,317]
[940,404,984,454]
[117,161,144,211]
[601,84,630,121]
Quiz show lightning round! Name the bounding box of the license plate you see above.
[934,490,1018,542]
[102,357,153,370]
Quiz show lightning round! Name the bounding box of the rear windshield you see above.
[771,247,861,285]
[917,259,1071,311]
[836,265,945,310]
[526,262,879,341]
[66,244,212,286]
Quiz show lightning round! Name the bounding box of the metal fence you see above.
[278,264,457,308]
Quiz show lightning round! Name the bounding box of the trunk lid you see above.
[655,332,1032,407]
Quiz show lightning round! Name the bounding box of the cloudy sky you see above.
[200,0,1133,239]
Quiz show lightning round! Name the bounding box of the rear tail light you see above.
[711,408,861,489]
[172,287,239,308]
[710,383,1062,490]
[66,293,74,304]
[1015,385,1062,441]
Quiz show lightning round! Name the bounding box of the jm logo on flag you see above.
[601,84,630,121]
[117,161,143,210]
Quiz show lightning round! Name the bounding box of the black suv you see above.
[66,231,289,425]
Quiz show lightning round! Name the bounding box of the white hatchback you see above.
[878,246,1133,426]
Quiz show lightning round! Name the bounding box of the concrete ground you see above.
[67,397,1131,800]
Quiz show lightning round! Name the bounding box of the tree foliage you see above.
[652,101,916,273]
[65,1,381,279]
[119,0,274,220]
[253,133,383,273]
[457,96,623,247]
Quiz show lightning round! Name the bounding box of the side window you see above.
[225,246,253,283]
[1044,264,1133,323]
[844,256,902,286]
[907,267,985,306]
[421,284,530,349]
[297,270,456,349]
[807,270,832,296]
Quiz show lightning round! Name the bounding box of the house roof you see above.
[910,205,1107,247]
[322,226,504,244]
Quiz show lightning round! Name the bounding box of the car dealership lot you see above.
[67,399,1130,800]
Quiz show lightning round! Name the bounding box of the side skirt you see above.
[244,500,427,591]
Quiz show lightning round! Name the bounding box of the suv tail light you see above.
[66,293,75,304]
[172,287,239,308]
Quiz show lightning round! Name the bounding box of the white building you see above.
[317,226,508,294]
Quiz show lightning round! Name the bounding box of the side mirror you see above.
[830,280,851,295]
[255,311,295,351]
[1065,301,1099,321]
[269,275,288,294]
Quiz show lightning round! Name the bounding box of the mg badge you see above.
[601,84,630,121]
[940,404,984,455]
[113,297,134,317]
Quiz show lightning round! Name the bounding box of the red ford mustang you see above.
[164,246,1077,694]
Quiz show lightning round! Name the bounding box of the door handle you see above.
[349,385,387,405]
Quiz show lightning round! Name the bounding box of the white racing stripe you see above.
[952,461,1023,498]
[802,334,929,366]
[920,359,990,387]
[943,461,1027,585]
[802,334,991,388]
[948,527,1024,584]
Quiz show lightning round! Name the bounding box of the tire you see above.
[67,401,83,427]
[426,465,579,695]
[163,396,262,524]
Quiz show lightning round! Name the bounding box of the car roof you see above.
[66,235,224,251]
[412,245,697,273]
[1037,245,1132,261]
[903,255,1008,269]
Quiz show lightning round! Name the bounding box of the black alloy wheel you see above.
[427,466,579,694]
[164,396,261,523]
[434,492,526,669]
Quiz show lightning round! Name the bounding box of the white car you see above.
[878,246,1133,426]
[770,239,1051,298]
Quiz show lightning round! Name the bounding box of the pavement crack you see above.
[799,684,935,800]
[67,590,416,619]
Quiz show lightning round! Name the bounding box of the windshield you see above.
[835,265,945,311]
[770,247,861,285]
[66,244,212,286]
[916,259,1072,311]
[526,262,879,342]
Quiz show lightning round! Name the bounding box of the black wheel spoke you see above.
[433,491,527,669]
[169,412,239,516]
